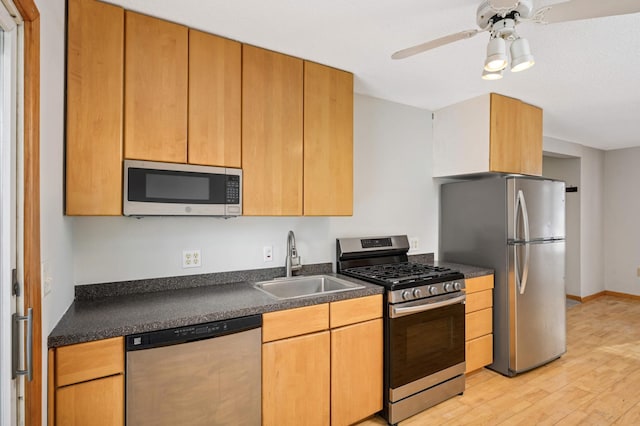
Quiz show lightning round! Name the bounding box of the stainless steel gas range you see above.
[337,235,466,425]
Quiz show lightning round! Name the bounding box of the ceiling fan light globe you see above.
[482,69,503,80]
[510,37,534,72]
[511,55,535,72]
[485,37,508,71]
[485,57,508,71]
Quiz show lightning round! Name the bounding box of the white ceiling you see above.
[104,0,640,151]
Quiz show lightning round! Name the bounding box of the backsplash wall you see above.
[71,94,439,284]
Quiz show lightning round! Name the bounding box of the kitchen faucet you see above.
[285,230,302,277]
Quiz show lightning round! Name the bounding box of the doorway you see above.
[0,6,21,425]
[542,154,581,299]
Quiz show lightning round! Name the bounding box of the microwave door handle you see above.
[390,295,466,319]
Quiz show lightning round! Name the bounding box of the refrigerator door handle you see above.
[517,190,531,294]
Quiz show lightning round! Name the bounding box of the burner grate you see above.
[342,262,457,284]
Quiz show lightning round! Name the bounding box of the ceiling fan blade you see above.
[391,29,481,60]
[539,0,640,24]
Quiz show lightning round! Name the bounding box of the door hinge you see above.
[12,268,19,296]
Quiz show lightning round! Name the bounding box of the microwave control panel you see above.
[226,175,241,204]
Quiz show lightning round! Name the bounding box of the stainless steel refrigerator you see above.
[440,176,566,377]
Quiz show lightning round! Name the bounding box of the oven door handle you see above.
[389,295,466,318]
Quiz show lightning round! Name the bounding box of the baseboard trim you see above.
[603,290,640,301]
[567,291,640,303]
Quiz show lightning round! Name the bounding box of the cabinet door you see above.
[188,30,241,167]
[66,0,123,215]
[518,102,543,176]
[242,45,303,216]
[331,319,383,426]
[466,334,493,373]
[303,62,353,216]
[262,332,330,426]
[489,93,521,173]
[124,12,188,163]
[56,375,124,426]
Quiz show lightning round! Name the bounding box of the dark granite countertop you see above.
[432,261,494,279]
[48,257,492,348]
[408,254,494,278]
[48,272,383,348]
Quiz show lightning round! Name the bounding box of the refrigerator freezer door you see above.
[509,240,566,374]
[508,178,565,241]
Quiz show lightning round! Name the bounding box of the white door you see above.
[1,3,24,425]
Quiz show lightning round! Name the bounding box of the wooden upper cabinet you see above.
[188,30,241,167]
[242,45,303,216]
[66,0,124,215]
[489,93,542,175]
[518,101,543,176]
[124,11,188,163]
[433,92,543,177]
[489,93,521,173]
[303,62,354,216]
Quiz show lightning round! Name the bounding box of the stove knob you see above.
[412,288,422,298]
[444,282,453,292]
[402,290,411,301]
[454,282,462,291]
[429,286,438,295]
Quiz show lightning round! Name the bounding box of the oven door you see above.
[388,293,465,400]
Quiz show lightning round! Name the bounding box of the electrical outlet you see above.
[182,250,201,268]
[409,237,419,251]
[637,266,640,278]
[263,246,273,263]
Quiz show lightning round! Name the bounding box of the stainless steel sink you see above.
[253,275,364,299]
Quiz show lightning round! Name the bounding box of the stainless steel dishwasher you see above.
[125,315,261,425]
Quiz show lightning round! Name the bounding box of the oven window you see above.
[389,303,465,389]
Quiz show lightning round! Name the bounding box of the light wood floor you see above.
[357,296,640,425]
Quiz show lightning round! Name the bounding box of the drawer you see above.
[465,289,493,314]
[330,295,382,328]
[466,334,493,373]
[466,307,492,341]
[56,337,124,387]
[263,304,329,342]
[465,275,494,294]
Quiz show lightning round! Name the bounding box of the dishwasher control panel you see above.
[126,314,262,351]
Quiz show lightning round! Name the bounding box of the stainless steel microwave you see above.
[123,160,242,217]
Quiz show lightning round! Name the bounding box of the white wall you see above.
[72,95,437,284]
[603,147,640,296]
[37,0,75,424]
[544,137,605,297]
[542,156,581,297]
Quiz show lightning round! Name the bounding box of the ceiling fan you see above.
[391,0,640,79]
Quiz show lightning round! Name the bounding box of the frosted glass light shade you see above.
[482,69,503,80]
[484,37,508,72]
[510,37,535,72]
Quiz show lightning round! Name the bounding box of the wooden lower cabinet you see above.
[262,331,331,426]
[49,337,124,426]
[331,319,383,426]
[464,275,495,374]
[56,375,124,426]
[465,334,493,374]
[262,295,383,425]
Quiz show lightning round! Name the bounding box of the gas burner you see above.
[342,262,461,287]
